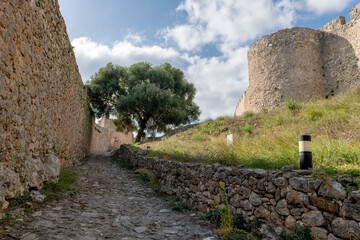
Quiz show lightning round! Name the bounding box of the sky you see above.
[58,0,358,120]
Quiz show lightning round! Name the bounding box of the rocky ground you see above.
[1,153,217,240]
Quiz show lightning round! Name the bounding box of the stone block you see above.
[249,192,262,206]
[275,199,289,216]
[289,177,310,193]
[343,203,360,221]
[302,210,325,226]
[331,217,360,239]
[286,190,309,207]
[310,196,339,213]
[0,164,21,199]
[318,182,346,200]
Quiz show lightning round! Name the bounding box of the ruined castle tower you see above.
[235,3,360,116]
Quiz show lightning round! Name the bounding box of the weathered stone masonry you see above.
[118,146,360,239]
[235,3,360,116]
[89,117,134,154]
[0,0,92,201]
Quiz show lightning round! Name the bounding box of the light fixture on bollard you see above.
[299,135,312,170]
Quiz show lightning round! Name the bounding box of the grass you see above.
[164,196,192,212]
[131,88,360,172]
[41,166,78,201]
[134,168,160,192]
[9,195,32,207]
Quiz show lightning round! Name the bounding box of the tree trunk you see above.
[135,127,145,143]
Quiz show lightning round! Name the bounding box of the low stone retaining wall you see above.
[117,145,360,240]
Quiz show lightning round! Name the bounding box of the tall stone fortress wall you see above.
[235,3,360,116]
[0,0,92,201]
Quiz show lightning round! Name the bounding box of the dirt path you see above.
[4,154,217,240]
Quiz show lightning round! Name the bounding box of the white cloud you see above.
[303,0,355,15]
[72,37,182,81]
[124,33,144,44]
[165,0,297,52]
[186,47,249,118]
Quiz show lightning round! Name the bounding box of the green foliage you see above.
[164,196,192,211]
[204,207,224,226]
[279,226,313,240]
[243,111,255,118]
[344,184,354,194]
[41,167,78,201]
[85,62,200,142]
[241,123,252,135]
[10,195,32,207]
[214,183,256,240]
[138,173,150,182]
[285,98,298,111]
[233,213,251,232]
[171,168,180,179]
[306,109,323,121]
[114,157,135,169]
[171,202,192,211]
[134,168,160,192]
[37,0,45,8]
[354,177,360,188]
[85,63,127,118]
[68,44,74,53]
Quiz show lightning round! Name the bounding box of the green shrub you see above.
[285,98,298,111]
[114,157,135,169]
[138,173,150,182]
[233,212,251,232]
[279,226,313,240]
[242,123,252,135]
[10,195,32,207]
[171,168,180,178]
[204,207,224,226]
[134,168,160,192]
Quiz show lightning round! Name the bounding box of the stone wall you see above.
[235,3,360,116]
[0,0,92,201]
[118,145,360,240]
[89,117,133,154]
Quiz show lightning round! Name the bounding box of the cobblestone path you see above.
[4,153,217,240]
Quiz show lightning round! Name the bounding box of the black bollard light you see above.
[299,135,312,169]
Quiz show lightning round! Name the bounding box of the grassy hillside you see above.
[130,88,360,172]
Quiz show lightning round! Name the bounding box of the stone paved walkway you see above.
[3,153,217,240]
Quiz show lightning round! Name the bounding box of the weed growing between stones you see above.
[134,168,160,193]
[210,183,256,240]
[165,196,192,212]
[9,195,32,207]
[204,207,224,227]
[171,168,180,179]
[138,173,150,182]
[279,226,313,240]
[41,166,78,201]
[114,156,135,169]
